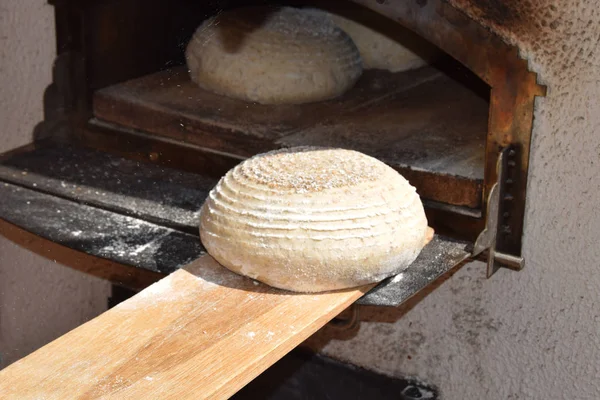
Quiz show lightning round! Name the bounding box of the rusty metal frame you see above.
[349,0,546,265]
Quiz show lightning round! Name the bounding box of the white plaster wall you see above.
[0,0,111,369]
[316,2,600,399]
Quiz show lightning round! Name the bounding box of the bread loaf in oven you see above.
[185,6,362,105]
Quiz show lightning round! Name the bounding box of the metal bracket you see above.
[473,147,525,277]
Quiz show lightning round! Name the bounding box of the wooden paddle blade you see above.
[0,255,371,399]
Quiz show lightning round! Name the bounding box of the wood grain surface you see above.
[0,255,372,399]
[93,65,487,208]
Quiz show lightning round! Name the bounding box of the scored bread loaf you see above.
[185,6,363,105]
[199,147,433,293]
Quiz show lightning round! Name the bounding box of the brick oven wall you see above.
[316,1,600,398]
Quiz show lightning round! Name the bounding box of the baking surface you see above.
[0,142,218,233]
[93,65,488,208]
[358,235,470,306]
[0,254,372,399]
[0,182,204,274]
[0,142,470,306]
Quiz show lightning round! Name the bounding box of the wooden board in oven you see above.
[93,65,488,208]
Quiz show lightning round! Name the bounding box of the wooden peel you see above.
[0,255,373,399]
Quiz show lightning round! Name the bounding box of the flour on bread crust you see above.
[200,147,431,293]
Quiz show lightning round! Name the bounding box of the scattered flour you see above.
[196,276,218,289]
[129,242,154,256]
[112,278,177,311]
[129,232,172,256]
[137,278,173,298]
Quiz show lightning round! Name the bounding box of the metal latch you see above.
[473,147,525,278]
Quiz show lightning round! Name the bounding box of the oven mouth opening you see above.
[0,0,545,316]
[88,0,491,216]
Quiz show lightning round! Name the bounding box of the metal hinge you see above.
[473,147,525,278]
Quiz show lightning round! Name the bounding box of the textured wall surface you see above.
[0,0,110,369]
[316,1,600,399]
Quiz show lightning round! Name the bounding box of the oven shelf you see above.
[0,141,470,306]
[93,64,488,209]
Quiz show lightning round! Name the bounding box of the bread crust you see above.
[199,147,431,293]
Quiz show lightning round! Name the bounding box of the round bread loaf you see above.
[199,147,433,293]
[185,6,363,105]
[308,8,439,73]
